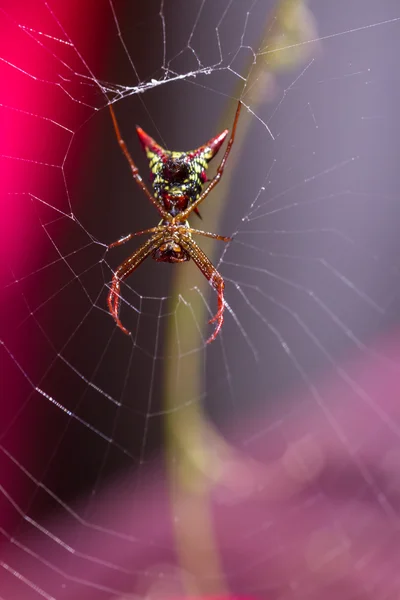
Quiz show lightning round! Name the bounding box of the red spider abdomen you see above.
[152,242,190,263]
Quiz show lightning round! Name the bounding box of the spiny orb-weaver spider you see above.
[107,100,242,344]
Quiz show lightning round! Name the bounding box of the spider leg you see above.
[108,233,163,335]
[179,234,226,344]
[185,227,232,243]
[178,100,242,222]
[108,227,160,249]
[109,104,170,221]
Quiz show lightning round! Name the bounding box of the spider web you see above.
[2,0,400,598]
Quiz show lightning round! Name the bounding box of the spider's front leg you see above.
[179,234,227,344]
[108,233,163,335]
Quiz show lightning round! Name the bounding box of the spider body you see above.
[151,222,191,263]
[107,100,242,343]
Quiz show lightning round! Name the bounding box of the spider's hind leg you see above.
[179,234,227,344]
[108,278,130,335]
[207,271,226,344]
[107,233,163,335]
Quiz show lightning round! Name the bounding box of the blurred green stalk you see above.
[163,1,317,595]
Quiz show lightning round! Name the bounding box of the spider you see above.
[107,99,242,343]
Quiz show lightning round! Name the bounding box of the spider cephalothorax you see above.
[107,100,242,343]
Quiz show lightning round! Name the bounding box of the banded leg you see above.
[179,100,242,221]
[108,233,163,335]
[179,234,226,344]
[109,104,170,220]
[108,227,160,249]
[185,227,232,243]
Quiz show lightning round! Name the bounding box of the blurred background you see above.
[2,0,400,597]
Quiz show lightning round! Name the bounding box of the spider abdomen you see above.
[136,127,230,218]
[152,241,190,263]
